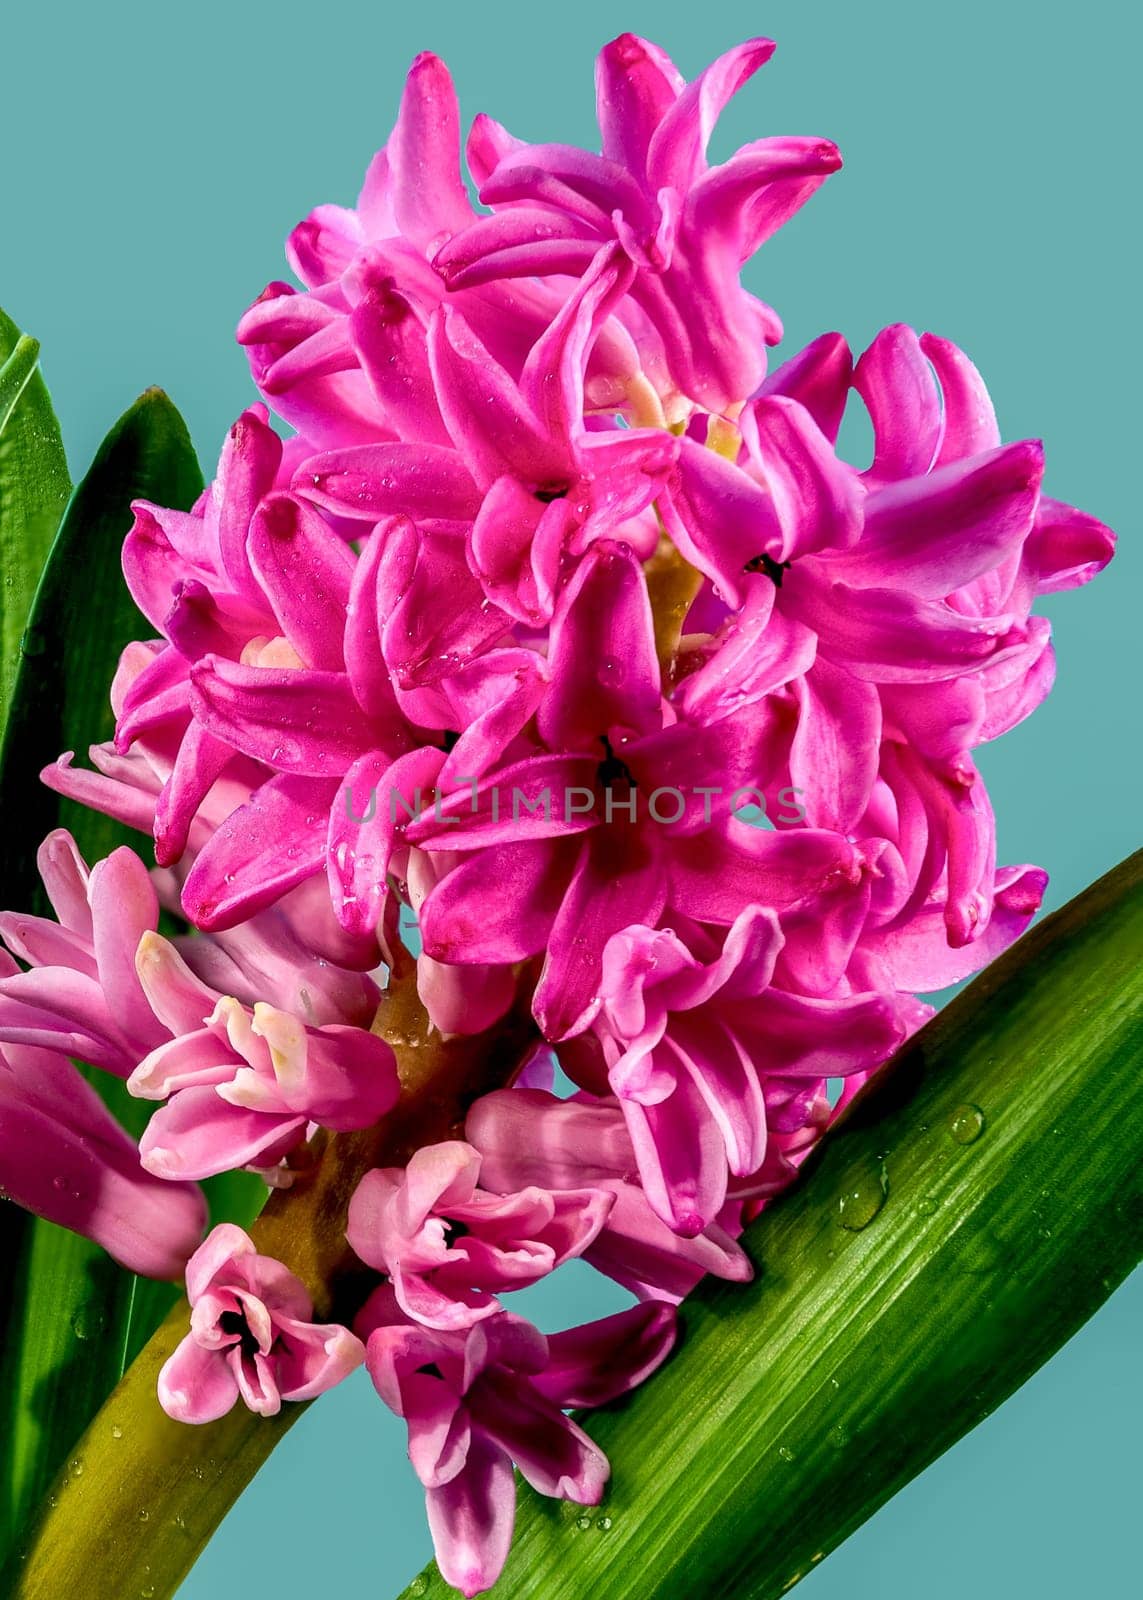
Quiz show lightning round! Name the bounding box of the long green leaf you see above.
[5,852,1141,1599]
[402,850,1143,1600]
[0,308,69,729]
[0,390,203,1562]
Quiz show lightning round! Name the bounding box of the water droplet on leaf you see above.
[949,1104,985,1144]
[838,1161,888,1231]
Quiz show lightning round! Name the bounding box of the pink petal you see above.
[534,1301,678,1408]
[158,1339,239,1423]
[425,1435,516,1599]
[140,1088,306,1181]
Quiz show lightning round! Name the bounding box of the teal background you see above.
[5,0,1140,1594]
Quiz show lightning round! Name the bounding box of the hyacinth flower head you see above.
[0,30,1116,1598]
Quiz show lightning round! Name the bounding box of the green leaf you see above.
[405,853,1142,1600]
[0,389,204,1562]
[6,853,1142,1599]
[0,308,70,731]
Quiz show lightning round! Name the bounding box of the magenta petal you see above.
[539,541,661,752]
[154,724,235,868]
[920,332,1001,464]
[0,1051,206,1278]
[595,34,685,184]
[329,747,444,938]
[473,1373,609,1502]
[295,443,480,525]
[181,775,336,930]
[88,847,167,1053]
[622,1068,728,1236]
[247,494,354,670]
[759,331,854,444]
[273,1315,365,1401]
[352,281,450,446]
[668,825,862,924]
[788,575,1025,683]
[520,243,633,457]
[387,52,473,251]
[420,840,573,966]
[428,305,564,492]
[190,656,374,775]
[1024,496,1117,594]
[647,36,776,190]
[831,441,1044,599]
[533,833,667,1041]
[791,658,882,832]
[664,436,780,604]
[854,324,942,484]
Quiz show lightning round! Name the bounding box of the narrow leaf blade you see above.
[0,308,70,730]
[0,389,203,1561]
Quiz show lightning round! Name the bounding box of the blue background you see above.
[4,1,1139,1594]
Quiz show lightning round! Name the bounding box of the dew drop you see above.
[138,1508,150,1522]
[916,1196,940,1217]
[837,1161,888,1232]
[69,1458,83,1477]
[576,1514,592,1532]
[409,1579,428,1598]
[778,1445,795,1463]
[72,1306,106,1341]
[111,1425,124,1440]
[949,1104,985,1145]
[827,1424,849,1450]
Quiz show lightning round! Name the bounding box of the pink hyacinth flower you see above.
[158,1223,364,1421]
[361,1284,676,1596]
[346,1139,614,1329]
[437,34,842,410]
[129,932,399,1181]
[465,1086,752,1301]
[592,907,908,1234]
